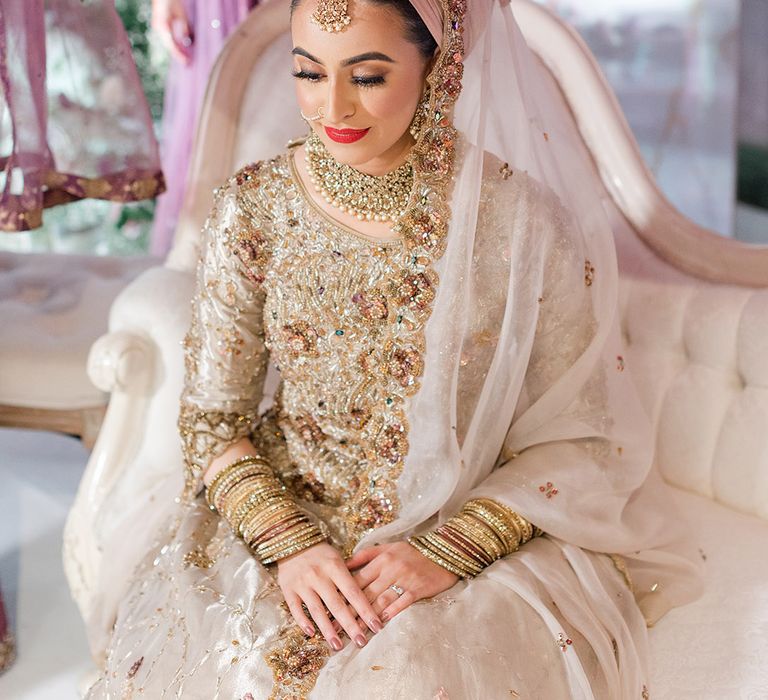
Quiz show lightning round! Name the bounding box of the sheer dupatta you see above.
[0,0,163,232]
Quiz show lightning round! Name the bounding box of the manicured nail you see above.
[354,634,367,648]
[331,638,343,651]
[303,625,315,637]
[370,618,383,633]
[381,611,389,622]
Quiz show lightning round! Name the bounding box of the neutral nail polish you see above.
[381,611,389,622]
[355,634,367,648]
[370,618,383,633]
[331,638,343,651]
[304,626,315,637]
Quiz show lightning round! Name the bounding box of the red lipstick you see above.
[324,126,370,144]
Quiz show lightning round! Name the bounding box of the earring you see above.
[409,88,430,140]
[301,106,325,122]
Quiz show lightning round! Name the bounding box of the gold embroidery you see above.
[609,554,635,594]
[0,630,15,674]
[265,628,331,700]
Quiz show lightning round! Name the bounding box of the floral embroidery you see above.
[283,321,320,357]
[539,481,559,498]
[556,633,573,651]
[616,355,625,371]
[387,345,424,388]
[352,290,388,322]
[584,259,595,286]
[642,685,650,699]
[183,547,214,569]
[499,163,513,180]
[265,628,331,700]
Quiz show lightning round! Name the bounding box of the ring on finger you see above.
[389,583,405,597]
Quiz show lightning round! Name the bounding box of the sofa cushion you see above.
[0,252,156,410]
[650,486,768,698]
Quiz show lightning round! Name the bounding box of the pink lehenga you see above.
[0,0,163,232]
[150,0,257,256]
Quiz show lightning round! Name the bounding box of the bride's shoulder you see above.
[479,151,561,214]
[220,147,299,220]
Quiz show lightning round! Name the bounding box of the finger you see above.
[352,559,383,592]
[372,588,400,616]
[302,590,343,651]
[345,546,381,570]
[335,572,383,634]
[360,574,396,604]
[317,583,368,649]
[285,592,316,638]
[170,18,193,64]
[380,588,416,623]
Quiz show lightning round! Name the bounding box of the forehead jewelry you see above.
[301,106,325,122]
[311,0,352,33]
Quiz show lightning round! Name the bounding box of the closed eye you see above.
[352,75,386,87]
[292,69,323,82]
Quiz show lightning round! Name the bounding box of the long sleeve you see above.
[178,166,273,495]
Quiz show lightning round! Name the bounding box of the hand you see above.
[346,541,459,623]
[276,542,384,652]
[151,0,192,64]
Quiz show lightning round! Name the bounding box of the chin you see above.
[321,139,380,169]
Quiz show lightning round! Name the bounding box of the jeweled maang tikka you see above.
[311,0,352,32]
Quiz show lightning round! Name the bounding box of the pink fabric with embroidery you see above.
[0,0,163,232]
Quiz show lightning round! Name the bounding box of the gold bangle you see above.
[260,533,327,565]
[408,537,469,578]
[206,458,272,511]
[423,534,484,574]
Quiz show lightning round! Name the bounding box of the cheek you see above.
[361,88,418,129]
[294,83,319,111]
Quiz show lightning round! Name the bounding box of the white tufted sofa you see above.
[64,1,768,696]
[0,251,154,447]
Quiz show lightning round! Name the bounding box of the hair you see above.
[290,0,438,59]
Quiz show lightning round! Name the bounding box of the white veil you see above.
[314,0,704,635]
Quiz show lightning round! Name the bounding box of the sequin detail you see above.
[265,628,331,700]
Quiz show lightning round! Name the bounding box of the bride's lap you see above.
[312,573,588,699]
[88,499,606,699]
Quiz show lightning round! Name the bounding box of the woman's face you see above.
[290,1,432,175]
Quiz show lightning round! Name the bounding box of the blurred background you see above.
[0,0,765,257]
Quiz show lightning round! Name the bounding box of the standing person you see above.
[0,0,163,232]
[150,0,258,256]
[82,0,704,697]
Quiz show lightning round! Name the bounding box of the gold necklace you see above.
[304,131,414,223]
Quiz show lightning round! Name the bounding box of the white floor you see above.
[0,428,93,699]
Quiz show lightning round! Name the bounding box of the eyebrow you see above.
[292,47,396,66]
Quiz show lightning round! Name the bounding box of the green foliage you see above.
[114,0,167,121]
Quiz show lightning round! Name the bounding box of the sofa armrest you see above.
[64,265,196,659]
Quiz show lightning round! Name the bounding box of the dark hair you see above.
[290,0,438,59]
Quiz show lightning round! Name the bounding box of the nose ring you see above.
[301,106,325,122]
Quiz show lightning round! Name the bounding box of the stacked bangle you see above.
[408,498,542,578]
[206,455,327,565]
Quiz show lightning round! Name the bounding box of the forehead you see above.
[291,0,412,57]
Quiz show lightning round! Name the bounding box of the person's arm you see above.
[151,0,192,64]
[178,171,270,496]
[179,164,382,650]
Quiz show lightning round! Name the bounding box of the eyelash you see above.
[291,70,386,88]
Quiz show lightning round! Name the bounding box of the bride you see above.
[83,0,703,697]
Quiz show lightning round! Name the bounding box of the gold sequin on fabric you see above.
[609,554,635,594]
[265,628,331,700]
[0,629,15,675]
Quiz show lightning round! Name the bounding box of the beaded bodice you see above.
[180,149,443,550]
